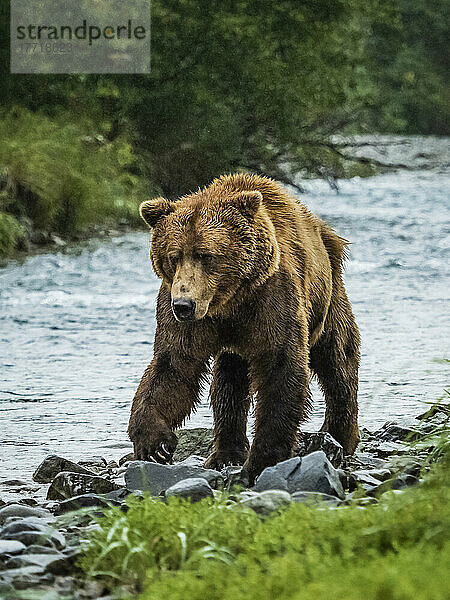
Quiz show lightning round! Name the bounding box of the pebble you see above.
[165,477,214,502]
[0,504,54,526]
[125,458,223,496]
[47,472,118,501]
[0,539,26,557]
[239,490,292,515]
[33,456,96,484]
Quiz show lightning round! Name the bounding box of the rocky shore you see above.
[0,404,448,599]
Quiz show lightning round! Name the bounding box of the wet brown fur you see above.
[128,173,360,483]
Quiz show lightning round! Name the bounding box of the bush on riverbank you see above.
[0,108,152,258]
[80,448,450,600]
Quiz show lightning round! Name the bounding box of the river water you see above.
[1,136,449,486]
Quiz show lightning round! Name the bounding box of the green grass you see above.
[0,107,155,257]
[80,448,450,600]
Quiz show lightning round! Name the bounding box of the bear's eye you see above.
[167,253,180,269]
[195,253,216,267]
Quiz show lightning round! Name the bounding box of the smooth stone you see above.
[125,458,222,496]
[77,456,107,470]
[296,432,344,467]
[1,479,30,487]
[291,491,341,505]
[54,494,111,515]
[351,453,389,469]
[239,490,292,515]
[385,456,423,478]
[5,552,63,570]
[172,428,215,462]
[46,549,81,575]
[351,468,391,482]
[27,545,61,555]
[47,472,118,500]
[253,451,345,499]
[375,421,421,442]
[0,504,53,525]
[362,441,409,457]
[367,473,418,497]
[1,527,66,551]
[351,472,384,491]
[105,489,139,504]
[0,540,26,557]
[0,565,53,589]
[165,478,214,502]
[180,455,207,467]
[33,456,96,483]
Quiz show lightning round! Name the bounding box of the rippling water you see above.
[1,139,449,483]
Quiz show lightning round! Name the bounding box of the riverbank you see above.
[1,131,449,263]
[0,402,448,599]
[0,108,154,262]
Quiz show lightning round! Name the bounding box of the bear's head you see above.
[140,187,280,322]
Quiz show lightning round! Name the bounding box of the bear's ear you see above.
[230,191,262,219]
[139,197,176,229]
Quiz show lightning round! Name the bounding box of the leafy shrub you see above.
[0,107,151,255]
[80,450,450,600]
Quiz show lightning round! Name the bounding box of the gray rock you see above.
[366,473,418,497]
[350,472,382,492]
[0,539,26,557]
[2,479,30,487]
[47,472,118,500]
[351,468,391,482]
[253,451,345,499]
[1,525,66,551]
[351,453,388,469]
[0,504,53,525]
[291,491,341,505]
[33,455,96,483]
[125,458,222,496]
[296,432,344,467]
[165,478,214,502]
[5,552,63,570]
[119,452,135,466]
[172,428,215,462]
[46,549,80,575]
[180,455,207,467]
[77,456,107,470]
[385,456,423,478]
[362,441,409,458]
[375,421,421,442]
[221,466,249,489]
[0,565,53,588]
[53,493,112,515]
[239,490,292,515]
[27,545,61,555]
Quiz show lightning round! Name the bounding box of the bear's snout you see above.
[172,297,196,322]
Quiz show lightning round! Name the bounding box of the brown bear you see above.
[128,173,360,483]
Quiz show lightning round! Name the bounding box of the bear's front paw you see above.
[204,447,248,470]
[129,412,178,464]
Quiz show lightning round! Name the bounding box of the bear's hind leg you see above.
[310,288,360,455]
[204,352,251,469]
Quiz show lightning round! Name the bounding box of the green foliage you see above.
[364,0,449,134]
[0,107,150,255]
[0,0,447,257]
[80,451,450,600]
[0,212,25,257]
